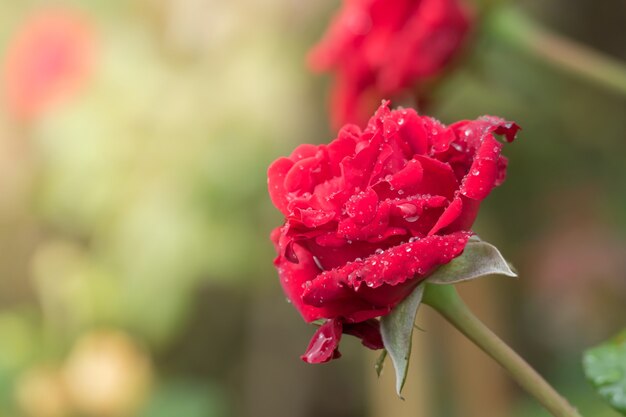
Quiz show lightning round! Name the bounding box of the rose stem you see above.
[422,284,583,417]
[487,7,626,97]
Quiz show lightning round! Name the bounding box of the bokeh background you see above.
[0,0,624,416]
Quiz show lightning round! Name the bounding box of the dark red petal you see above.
[301,319,343,364]
[343,319,384,350]
[490,118,521,142]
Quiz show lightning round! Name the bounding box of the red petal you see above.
[343,319,384,350]
[450,117,521,201]
[289,143,319,161]
[388,158,424,192]
[460,135,502,200]
[301,319,343,364]
[284,156,321,194]
[412,155,458,198]
[302,231,471,308]
[273,235,327,323]
[267,157,294,216]
[428,195,463,235]
[398,109,429,155]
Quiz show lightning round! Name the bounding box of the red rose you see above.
[268,102,519,363]
[2,8,95,120]
[309,0,472,128]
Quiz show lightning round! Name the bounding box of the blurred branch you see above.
[488,7,626,96]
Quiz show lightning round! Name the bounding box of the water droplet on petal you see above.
[313,256,324,271]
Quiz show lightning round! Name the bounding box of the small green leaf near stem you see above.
[423,284,583,417]
[375,349,388,377]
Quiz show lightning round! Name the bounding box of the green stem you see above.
[487,7,626,96]
[423,284,583,417]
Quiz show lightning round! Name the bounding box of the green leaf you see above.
[380,283,425,397]
[375,349,387,377]
[425,239,516,284]
[583,329,626,415]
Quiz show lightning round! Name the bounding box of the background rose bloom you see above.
[268,102,519,363]
[2,8,95,121]
[309,0,472,128]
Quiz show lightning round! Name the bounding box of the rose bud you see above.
[309,0,472,128]
[268,101,519,363]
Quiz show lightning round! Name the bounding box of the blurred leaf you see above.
[380,283,425,396]
[583,329,626,415]
[0,310,41,409]
[425,238,516,284]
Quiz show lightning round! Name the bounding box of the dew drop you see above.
[313,256,324,271]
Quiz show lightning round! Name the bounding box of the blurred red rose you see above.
[2,8,95,121]
[268,101,519,363]
[309,0,472,128]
